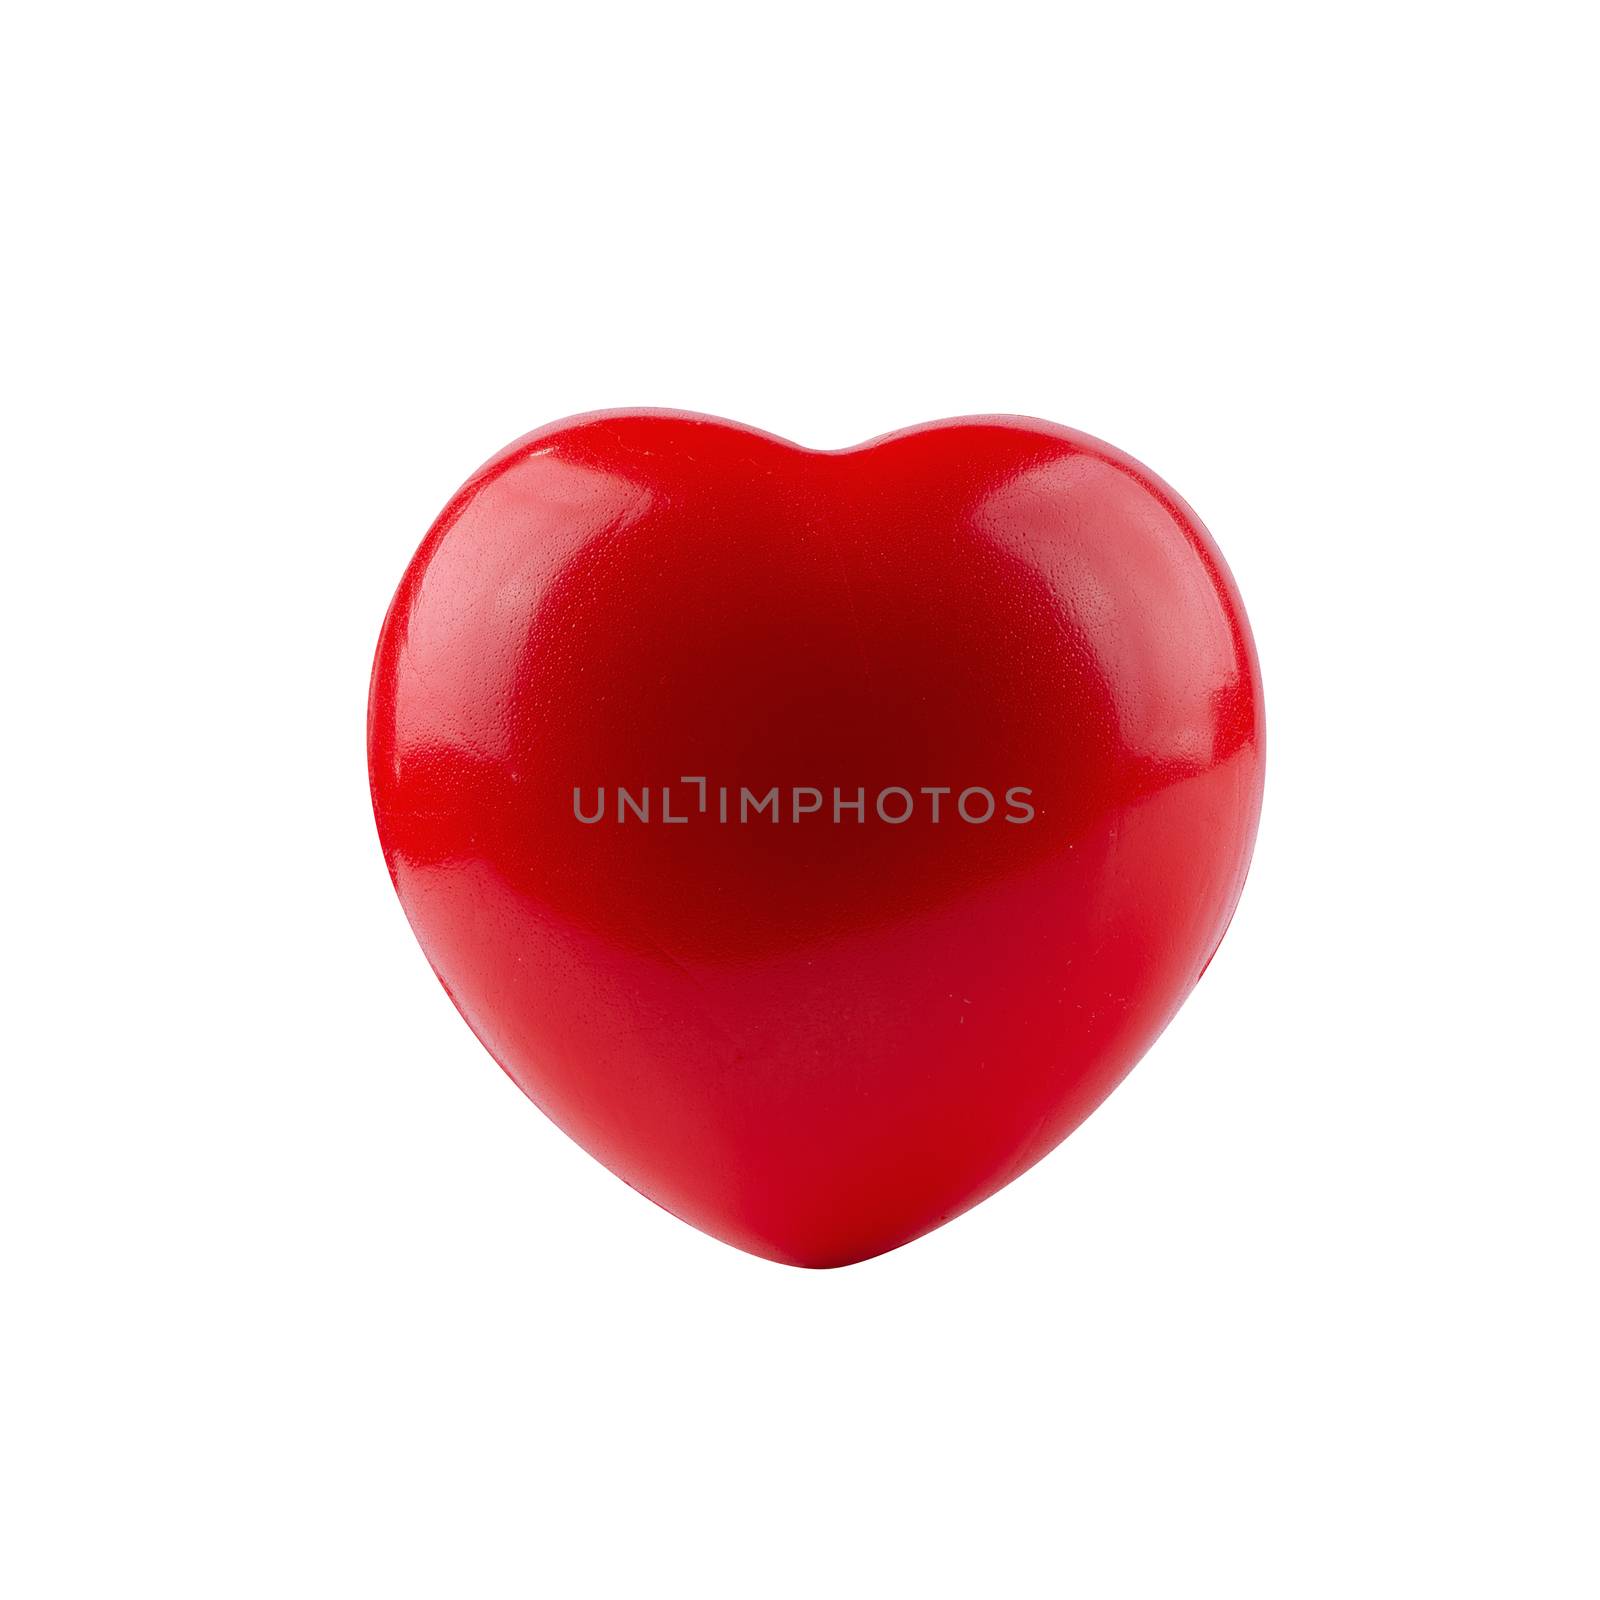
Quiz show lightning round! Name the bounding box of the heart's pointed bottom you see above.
[644,1196,959,1272]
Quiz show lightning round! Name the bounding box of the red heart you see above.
[369,411,1263,1266]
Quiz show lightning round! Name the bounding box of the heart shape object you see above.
[369,411,1264,1266]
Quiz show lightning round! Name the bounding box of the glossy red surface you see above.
[369,411,1264,1267]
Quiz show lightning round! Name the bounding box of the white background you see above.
[4,3,1596,1594]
